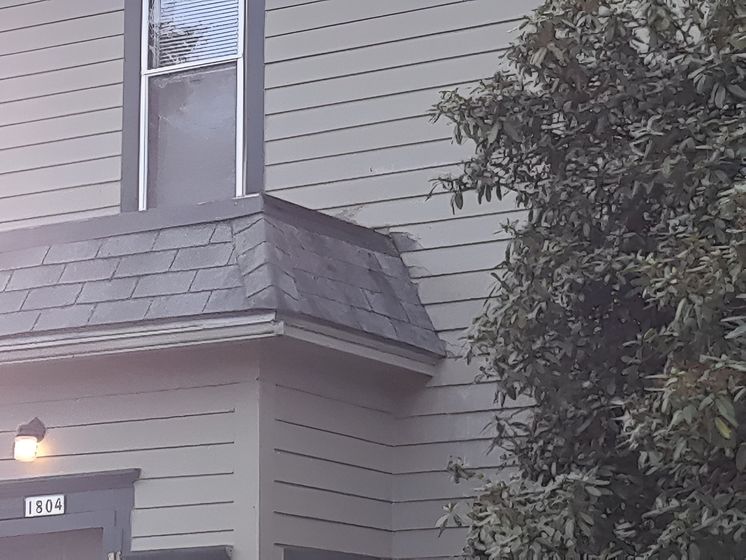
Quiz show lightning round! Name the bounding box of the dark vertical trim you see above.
[244,0,266,194]
[121,0,144,213]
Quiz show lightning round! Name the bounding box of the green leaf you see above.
[737,444,746,472]
[716,396,738,427]
[503,119,523,142]
[673,438,687,461]
[714,84,727,108]
[715,417,733,440]
[453,191,464,210]
[531,47,548,66]
[487,123,500,144]
[682,405,696,425]
[429,2,746,557]
[727,84,746,100]
[726,324,746,339]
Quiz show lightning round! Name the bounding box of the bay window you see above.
[138,0,245,210]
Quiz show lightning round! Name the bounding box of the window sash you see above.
[149,0,241,70]
[138,0,245,211]
[143,53,239,77]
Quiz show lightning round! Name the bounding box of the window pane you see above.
[0,530,103,560]
[149,0,240,69]
[147,63,237,209]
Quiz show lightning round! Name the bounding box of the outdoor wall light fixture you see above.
[14,417,46,463]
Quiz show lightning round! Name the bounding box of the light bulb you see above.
[14,435,38,463]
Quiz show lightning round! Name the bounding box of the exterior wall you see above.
[0,1,543,558]
[263,1,538,558]
[0,0,123,230]
[0,345,260,559]
[258,343,404,560]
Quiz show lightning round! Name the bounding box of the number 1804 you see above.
[24,495,65,518]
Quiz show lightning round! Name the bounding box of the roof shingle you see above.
[0,195,445,356]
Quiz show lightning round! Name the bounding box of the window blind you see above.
[149,0,240,69]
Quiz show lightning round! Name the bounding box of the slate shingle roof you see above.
[0,195,444,356]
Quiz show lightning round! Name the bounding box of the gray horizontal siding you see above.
[264,1,539,558]
[0,346,258,553]
[0,0,123,230]
[265,361,399,559]
[265,20,515,89]
[263,353,528,560]
[0,2,539,558]
[266,51,501,115]
[266,0,467,38]
[265,0,527,59]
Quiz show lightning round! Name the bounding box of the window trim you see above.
[121,0,264,213]
[138,0,245,211]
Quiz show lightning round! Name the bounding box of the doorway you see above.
[0,528,103,560]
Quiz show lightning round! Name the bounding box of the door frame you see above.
[0,469,138,558]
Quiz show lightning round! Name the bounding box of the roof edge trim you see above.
[0,313,437,375]
[0,313,279,365]
[280,317,438,377]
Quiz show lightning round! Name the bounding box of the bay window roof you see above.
[0,195,444,359]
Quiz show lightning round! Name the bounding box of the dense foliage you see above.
[432,0,746,558]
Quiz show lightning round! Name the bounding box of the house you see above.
[0,1,537,559]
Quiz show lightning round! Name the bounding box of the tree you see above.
[432,0,746,557]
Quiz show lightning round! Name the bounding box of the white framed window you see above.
[138,0,245,210]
